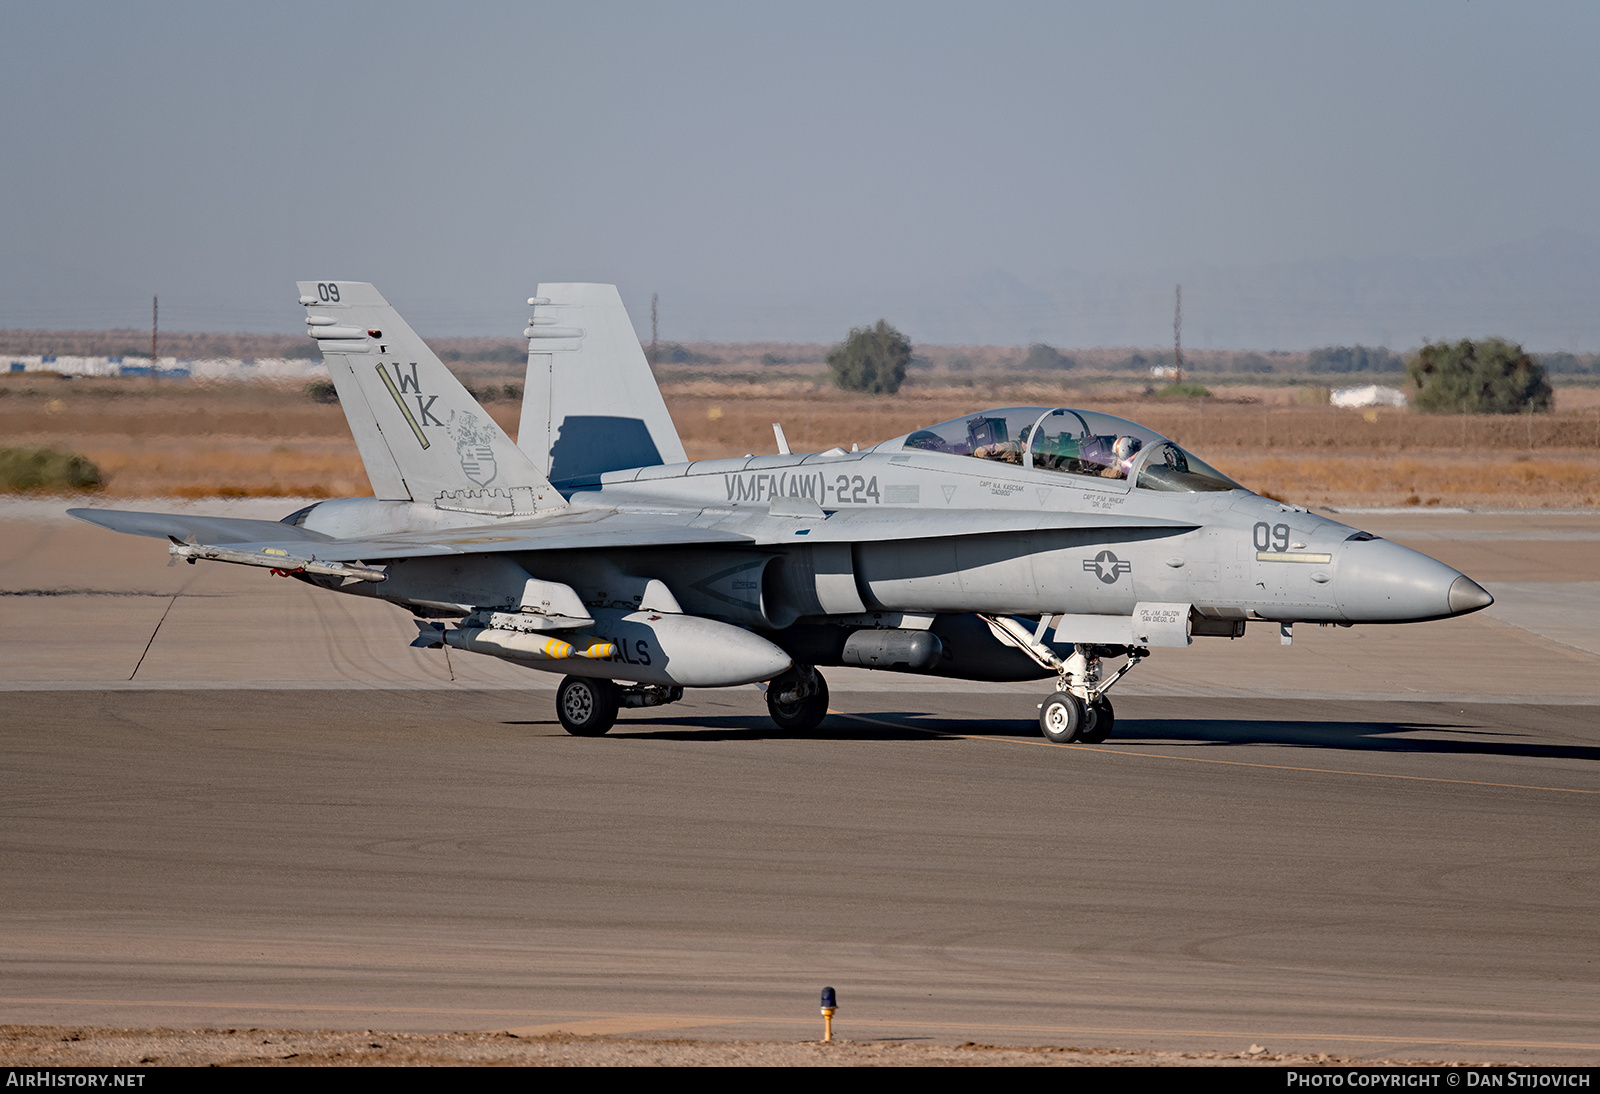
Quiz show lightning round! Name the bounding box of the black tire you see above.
[1078,697,1115,743]
[556,676,619,736]
[1039,691,1085,743]
[767,666,829,732]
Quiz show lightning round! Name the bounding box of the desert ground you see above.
[3,370,1599,508]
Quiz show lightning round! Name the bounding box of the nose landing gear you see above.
[1037,645,1140,743]
[1039,691,1117,744]
[980,614,1145,744]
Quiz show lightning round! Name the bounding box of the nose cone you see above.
[1336,538,1492,623]
[1448,575,1494,615]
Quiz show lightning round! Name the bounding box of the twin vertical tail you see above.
[518,283,687,484]
[297,281,565,517]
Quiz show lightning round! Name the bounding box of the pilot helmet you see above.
[1113,435,1142,461]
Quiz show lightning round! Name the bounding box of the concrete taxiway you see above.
[2,500,1598,1062]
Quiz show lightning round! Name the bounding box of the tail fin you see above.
[297,281,565,515]
[518,284,687,483]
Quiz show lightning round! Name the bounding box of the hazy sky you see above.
[4,2,1598,345]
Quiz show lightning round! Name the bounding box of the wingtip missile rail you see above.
[166,538,387,583]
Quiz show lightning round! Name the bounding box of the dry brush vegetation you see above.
[3,372,1599,507]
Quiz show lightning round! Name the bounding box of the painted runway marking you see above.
[829,710,1600,796]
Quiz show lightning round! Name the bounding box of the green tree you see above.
[1021,343,1074,371]
[1407,338,1552,414]
[827,320,912,394]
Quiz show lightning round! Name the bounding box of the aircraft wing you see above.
[71,504,1195,563]
[69,506,755,560]
[67,508,335,545]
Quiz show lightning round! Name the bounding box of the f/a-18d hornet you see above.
[72,281,1494,741]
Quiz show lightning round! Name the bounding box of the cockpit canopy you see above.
[898,406,1241,493]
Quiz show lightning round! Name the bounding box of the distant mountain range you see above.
[8,230,1596,353]
[884,230,1600,352]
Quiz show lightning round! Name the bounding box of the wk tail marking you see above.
[376,363,431,448]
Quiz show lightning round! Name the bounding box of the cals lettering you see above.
[596,637,652,666]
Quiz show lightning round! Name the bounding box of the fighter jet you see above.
[71,281,1494,741]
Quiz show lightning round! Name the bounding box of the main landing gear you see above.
[1037,645,1143,744]
[556,676,618,736]
[555,676,683,736]
[766,664,829,731]
[556,666,828,736]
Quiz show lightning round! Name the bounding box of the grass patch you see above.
[0,446,103,493]
[1213,452,1600,508]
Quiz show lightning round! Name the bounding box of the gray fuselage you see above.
[303,441,1488,633]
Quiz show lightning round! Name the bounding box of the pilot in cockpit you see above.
[1107,435,1142,478]
[974,424,1032,464]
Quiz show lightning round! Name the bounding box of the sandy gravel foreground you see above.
[0,1027,1501,1067]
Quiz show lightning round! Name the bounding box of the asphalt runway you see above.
[3,501,1599,1062]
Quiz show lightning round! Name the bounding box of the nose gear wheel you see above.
[1039,691,1085,743]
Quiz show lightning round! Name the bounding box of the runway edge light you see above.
[820,986,837,1043]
